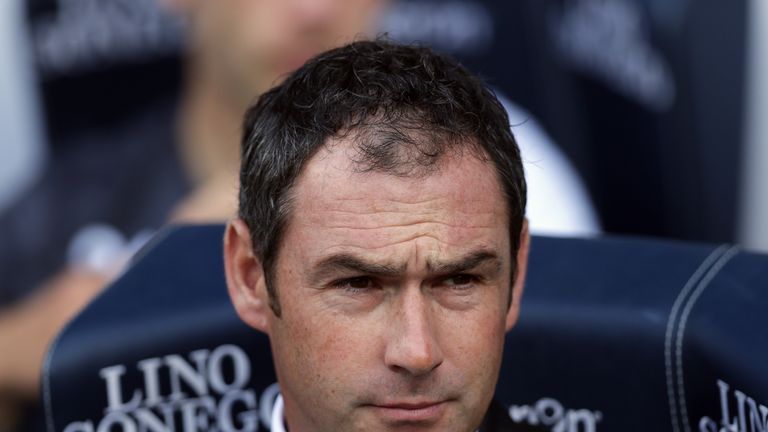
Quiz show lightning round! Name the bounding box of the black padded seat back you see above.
[43,225,768,431]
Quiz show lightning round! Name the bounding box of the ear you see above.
[505,219,530,332]
[224,219,271,334]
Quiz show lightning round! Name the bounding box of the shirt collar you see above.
[271,394,287,432]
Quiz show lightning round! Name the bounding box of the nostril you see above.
[383,321,444,376]
[385,347,443,377]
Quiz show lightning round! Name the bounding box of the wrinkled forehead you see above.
[271,135,514,284]
[292,135,509,222]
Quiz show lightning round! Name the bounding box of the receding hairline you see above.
[310,127,494,178]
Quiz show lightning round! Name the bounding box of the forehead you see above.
[304,137,503,200]
[284,137,510,255]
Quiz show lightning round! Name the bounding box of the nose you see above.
[384,288,444,376]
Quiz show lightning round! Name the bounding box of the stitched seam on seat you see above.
[664,245,729,432]
[42,316,68,432]
[676,246,739,432]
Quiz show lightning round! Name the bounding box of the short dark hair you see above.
[239,39,526,316]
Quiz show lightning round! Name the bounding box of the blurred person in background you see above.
[0,0,387,429]
[0,0,598,430]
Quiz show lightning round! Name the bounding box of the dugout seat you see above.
[42,225,768,432]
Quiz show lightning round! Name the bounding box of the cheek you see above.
[443,306,507,380]
[277,304,379,394]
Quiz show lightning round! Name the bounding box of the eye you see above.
[332,276,378,293]
[442,274,478,290]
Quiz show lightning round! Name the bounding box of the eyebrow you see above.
[426,250,502,277]
[310,254,406,283]
[309,249,502,284]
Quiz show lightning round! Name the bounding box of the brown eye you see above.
[443,274,476,289]
[332,276,378,293]
[347,277,373,289]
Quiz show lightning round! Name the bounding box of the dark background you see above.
[25,0,749,244]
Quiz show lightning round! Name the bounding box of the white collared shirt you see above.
[271,394,287,432]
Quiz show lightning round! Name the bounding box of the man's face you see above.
[226,138,529,432]
[179,0,387,106]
